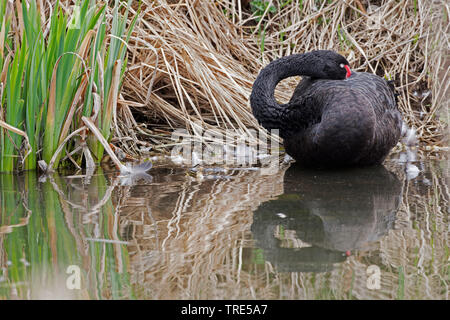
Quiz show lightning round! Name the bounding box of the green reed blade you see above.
[1,38,26,172]
[23,14,46,170]
[88,0,138,163]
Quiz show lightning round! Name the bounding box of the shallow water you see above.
[0,155,448,300]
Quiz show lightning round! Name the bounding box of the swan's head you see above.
[314,50,351,80]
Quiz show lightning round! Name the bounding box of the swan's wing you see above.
[289,77,313,104]
[280,78,332,137]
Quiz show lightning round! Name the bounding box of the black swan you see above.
[250,50,403,167]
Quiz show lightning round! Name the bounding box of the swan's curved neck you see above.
[250,52,329,131]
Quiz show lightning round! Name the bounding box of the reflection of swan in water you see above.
[251,165,402,272]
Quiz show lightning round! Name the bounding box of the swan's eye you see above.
[339,63,345,68]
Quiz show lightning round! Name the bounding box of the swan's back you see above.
[283,72,402,167]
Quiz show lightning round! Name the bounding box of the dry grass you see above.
[115,0,449,157]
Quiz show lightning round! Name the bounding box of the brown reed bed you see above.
[115,0,449,157]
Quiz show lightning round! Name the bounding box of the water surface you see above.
[0,155,448,299]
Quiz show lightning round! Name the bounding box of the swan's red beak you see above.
[344,65,351,78]
[345,65,352,78]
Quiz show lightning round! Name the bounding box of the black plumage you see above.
[250,50,402,167]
